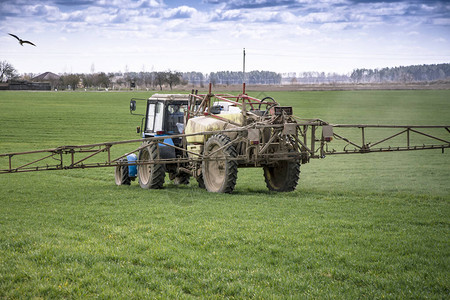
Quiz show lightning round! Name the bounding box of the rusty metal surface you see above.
[325,125,450,155]
[1,123,448,174]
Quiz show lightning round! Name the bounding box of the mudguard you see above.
[159,137,176,159]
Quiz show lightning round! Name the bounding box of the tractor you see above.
[113,85,450,193]
[1,84,449,194]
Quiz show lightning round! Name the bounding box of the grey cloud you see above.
[204,0,301,10]
[54,0,96,6]
[347,0,440,3]
[403,2,450,17]
[1,0,447,36]
[110,9,131,24]
[351,1,450,27]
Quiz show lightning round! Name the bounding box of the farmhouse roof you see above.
[32,72,60,81]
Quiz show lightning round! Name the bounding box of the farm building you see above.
[32,72,60,90]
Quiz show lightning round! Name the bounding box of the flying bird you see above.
[8,33,36,47]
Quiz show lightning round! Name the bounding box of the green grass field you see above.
[0,90,449,298]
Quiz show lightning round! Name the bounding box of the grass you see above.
[0,90,449,298]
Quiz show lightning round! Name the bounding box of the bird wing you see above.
[22,40,36,47]
[8,33,20,41]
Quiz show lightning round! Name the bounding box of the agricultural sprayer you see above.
[1,84,449,193]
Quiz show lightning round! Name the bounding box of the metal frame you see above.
[2,123,448,174]
[326,125,450,155]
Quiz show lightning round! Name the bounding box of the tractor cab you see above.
[129,94,191,185]
[143,95,189,138]
[130,94,190,139]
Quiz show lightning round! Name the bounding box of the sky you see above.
[0,0,449,75]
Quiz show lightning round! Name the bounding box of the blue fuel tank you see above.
[126,154,137,178]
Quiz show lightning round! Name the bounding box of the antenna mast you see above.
[242,48,246,94]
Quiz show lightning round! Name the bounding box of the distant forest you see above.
[181,71,282,86]
[2,60,449,90]
[349,63,450,83]
[205,64,450,85]
[285,63,450,84]
[42,63,450,90]
[131,63,450,88]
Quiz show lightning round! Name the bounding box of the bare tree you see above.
[60,74,80,90]
[167,71,182,90]
[96,72,111,88]
[154,72,167,91]
[0,60,18,82]
[82,74,94,88]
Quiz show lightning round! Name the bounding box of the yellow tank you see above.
[185,113,243,144]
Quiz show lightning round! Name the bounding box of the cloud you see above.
[139,0,164,8]
[1,0,449,74]
[163,6,198,19]
[1,0,447,32]
[204,0,441,33]
[320,22,363,31]
[294,25,317,36]
[433,18,450,26]
[301,12,345,23]
[211,9,243,21]
[204,0,301,10]
[55,0,96,6]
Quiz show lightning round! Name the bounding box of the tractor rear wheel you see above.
[202,134,238,193]
[263,159,300,192]
[114,158,131,186]
[138,143,165,189]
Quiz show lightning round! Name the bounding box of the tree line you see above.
[350,63,450,83]
[284,72,352,84]
[1,60,449,89]
[59,71,185,91]
[209,71,281,85]
[0,61,283,90]
[44,70,282,90]
[181,71,282,86]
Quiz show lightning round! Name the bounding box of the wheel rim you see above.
[139,148,150,185]
[114,166,122,185]
[204,143,226,192]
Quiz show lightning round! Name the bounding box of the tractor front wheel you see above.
[114,158,131,186]
[202,134,238,193]
[263,159,300,192]
[138,143,165,189]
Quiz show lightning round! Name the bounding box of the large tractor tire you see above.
[263,159,300,192]
[114,158,131,186]
[138,143,165,189]
[202,134,238,193]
